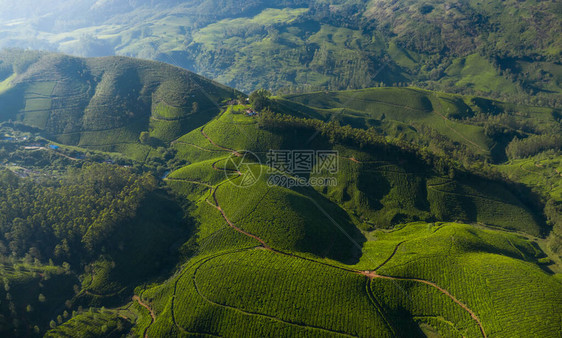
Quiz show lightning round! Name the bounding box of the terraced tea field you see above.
[125,109,562,337]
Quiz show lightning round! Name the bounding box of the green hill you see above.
[278,87,562,163]
[107,107,559,337]
[0,50,239,159]
[181,107,543,234]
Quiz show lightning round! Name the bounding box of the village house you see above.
[246,109,258,116]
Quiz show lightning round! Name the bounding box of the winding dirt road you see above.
[201,127,242,157]
[373,241,406,271]
[360,271,487,338]
[207,188,271,250]
[133,295,156,338]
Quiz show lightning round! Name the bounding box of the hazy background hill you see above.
[0,0,560,104]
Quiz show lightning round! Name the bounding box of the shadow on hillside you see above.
[77,190,196,308]
[292,186,366,265]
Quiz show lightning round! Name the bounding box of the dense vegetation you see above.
[0,163,192,335]
[0,165,156,262]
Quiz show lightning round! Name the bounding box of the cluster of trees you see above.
[0,164,157,265]
[506,134,562,159]
[257,111,457,177]
[249,89,272,111]
[413,124,483,165]
[258,111,384,146]
[545,199,562,255]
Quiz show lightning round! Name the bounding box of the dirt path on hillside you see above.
[432,97,487,153]
[211,159,242,175]
[191,253,356,338]
[175,130,264,248]
[207,188,271,250]
[133,295,156,338]
[201,126,242,157]
[360,271,487,338]
[171,141,228,152]
[373,241,406,271]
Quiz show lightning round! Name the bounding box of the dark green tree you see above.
[249,89,272,111]
[139,131,150,144]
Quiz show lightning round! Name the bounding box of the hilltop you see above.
[0,50,239,160]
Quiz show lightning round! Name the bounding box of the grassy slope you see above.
[496,152,562,271]
[364,222,562,338]
[444,54,518,94]
[283,87,491,152]
[497,154,562,202]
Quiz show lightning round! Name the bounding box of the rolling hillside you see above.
[89,106,560,337]
[0,50,239,159]
[0,52,559,337]
[276,87,562,163]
